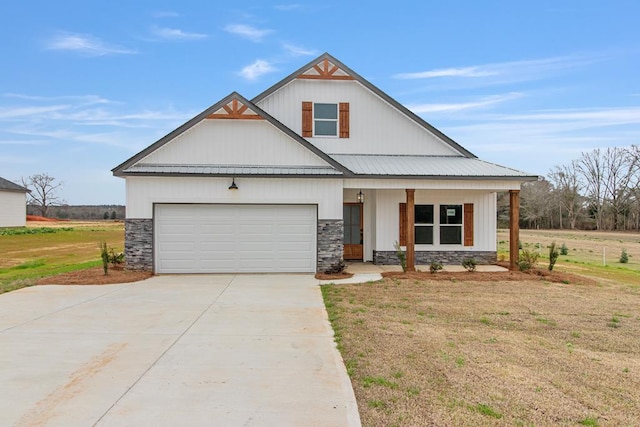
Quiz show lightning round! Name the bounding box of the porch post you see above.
[509,189,520,271]
[406,189,415,271]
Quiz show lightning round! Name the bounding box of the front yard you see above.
[322,275,640,426]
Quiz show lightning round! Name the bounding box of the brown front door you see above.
[343,203,363,260]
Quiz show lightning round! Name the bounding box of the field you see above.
[0,221,124,293]
[324,229,640,426]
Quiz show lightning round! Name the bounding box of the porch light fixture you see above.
[356,190,364,204]
[228,178,238,190]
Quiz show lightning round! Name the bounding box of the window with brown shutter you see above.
[339,102,349,138]
[302,101,312,137]
[464,203,474,246]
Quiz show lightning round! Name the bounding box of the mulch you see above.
[36,266,153,285]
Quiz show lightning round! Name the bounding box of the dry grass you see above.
[322,275,640,426]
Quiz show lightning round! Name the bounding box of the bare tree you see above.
[21,173,65,217]
[520,178,553,229]
[577,149,607,230]
[548,161,584,229]
[602,147,638,230]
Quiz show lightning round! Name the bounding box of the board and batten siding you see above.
[126,176,343,219]
[256,79,461,156]
[0,191,27,227]
[140,120,329,167]
[374,189,497,253]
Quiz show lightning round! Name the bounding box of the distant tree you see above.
[548,161,584,229]
[520,178,553,229]
[103,211,110,220]
[21,173,65,217]
[110,211,116,220]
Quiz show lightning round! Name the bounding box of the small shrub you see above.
[560,243,569,255]
[620,248,629,264]
[461,258,477,272]
[518,249,539,271]
[99,241,109,275]
[548,242,559,271]
[394,241,406,272]
[429,260,443,274]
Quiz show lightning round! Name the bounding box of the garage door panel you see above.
[155,204,316,273]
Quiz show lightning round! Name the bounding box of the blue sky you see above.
[1,1,639,204]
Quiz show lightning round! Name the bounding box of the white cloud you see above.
[282,43,317,57]
[407,93,523,114]
[46,32,137,56]
[151,26,208,40]
[393,53,607,85]
[224,24,272,42]
[0,105,70,119]
[238,59,277,80]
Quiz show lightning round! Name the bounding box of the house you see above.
[112,53,536,274]
[0,177,29,227]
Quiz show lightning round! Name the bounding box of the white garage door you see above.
[155,204,317,273]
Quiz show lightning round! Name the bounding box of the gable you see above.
[253,53,475,158]
[113,93,349,177]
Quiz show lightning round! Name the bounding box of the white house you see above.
[113,53,536,274]
[0,177,29,228]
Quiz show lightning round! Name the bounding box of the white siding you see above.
[126,176,342,219]
[0,191,26,227]
[141,119,329,167]
[373,189,497,252]
[256,79,461,156]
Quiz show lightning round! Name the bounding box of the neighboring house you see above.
[0,177,29,227]
[113,53,537,274]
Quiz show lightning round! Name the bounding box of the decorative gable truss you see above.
[207,98,263,120]
[297,58,355,80]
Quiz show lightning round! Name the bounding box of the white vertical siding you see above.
[374,189,497,252]
[0,191,26,227]
[126,177,342,219]
[256,79,461,156]
[141,120,329,167]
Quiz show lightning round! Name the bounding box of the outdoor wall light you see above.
[228,178,238,190]
[357,190,364,204]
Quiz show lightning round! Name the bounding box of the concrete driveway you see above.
[0,275,360,426]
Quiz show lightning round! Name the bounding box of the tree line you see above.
[499,145,640,231]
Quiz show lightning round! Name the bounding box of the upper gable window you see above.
[314,103,338,136]
[302,101,349,138]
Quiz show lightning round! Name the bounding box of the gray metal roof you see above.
[123,164,343,177]
[330,155,538,180]
[0,176,28,192]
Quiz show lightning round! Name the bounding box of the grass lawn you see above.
[322,276,640,426]
[0,221,124,293]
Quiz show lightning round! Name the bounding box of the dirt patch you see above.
[383,266,597,286]
[36,266,152,285]
[27,215,70,222]
[315,271,354,280]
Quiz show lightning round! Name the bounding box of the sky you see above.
[1,1,639,205]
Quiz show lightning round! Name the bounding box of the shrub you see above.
[620,249,629,264]
[560,243,569,255]
[548,242,559,271]
[461,258,477,272]
[429,260,443,274]
[99,241,109,275]
[394,241,407,272]
[518,249,539,271]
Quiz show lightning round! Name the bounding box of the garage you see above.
[154,204,317,273]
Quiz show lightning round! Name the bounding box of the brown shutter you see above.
[399,203,407,246]
[339,102,350,138]
[302,102,312,137]
[464,203,474,246]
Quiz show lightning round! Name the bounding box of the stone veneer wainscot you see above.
[125,219,153,271]
[317,219,344,273]
[373,250,497,266]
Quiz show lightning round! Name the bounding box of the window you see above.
[414,205,433,244]
[440,205,462,244]
[314,103,338,136]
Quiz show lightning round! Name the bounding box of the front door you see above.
[343,203,363,260]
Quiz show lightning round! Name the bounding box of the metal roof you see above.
[330,155,538,180]
[0,176,29,192]
[123,164,343,177]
